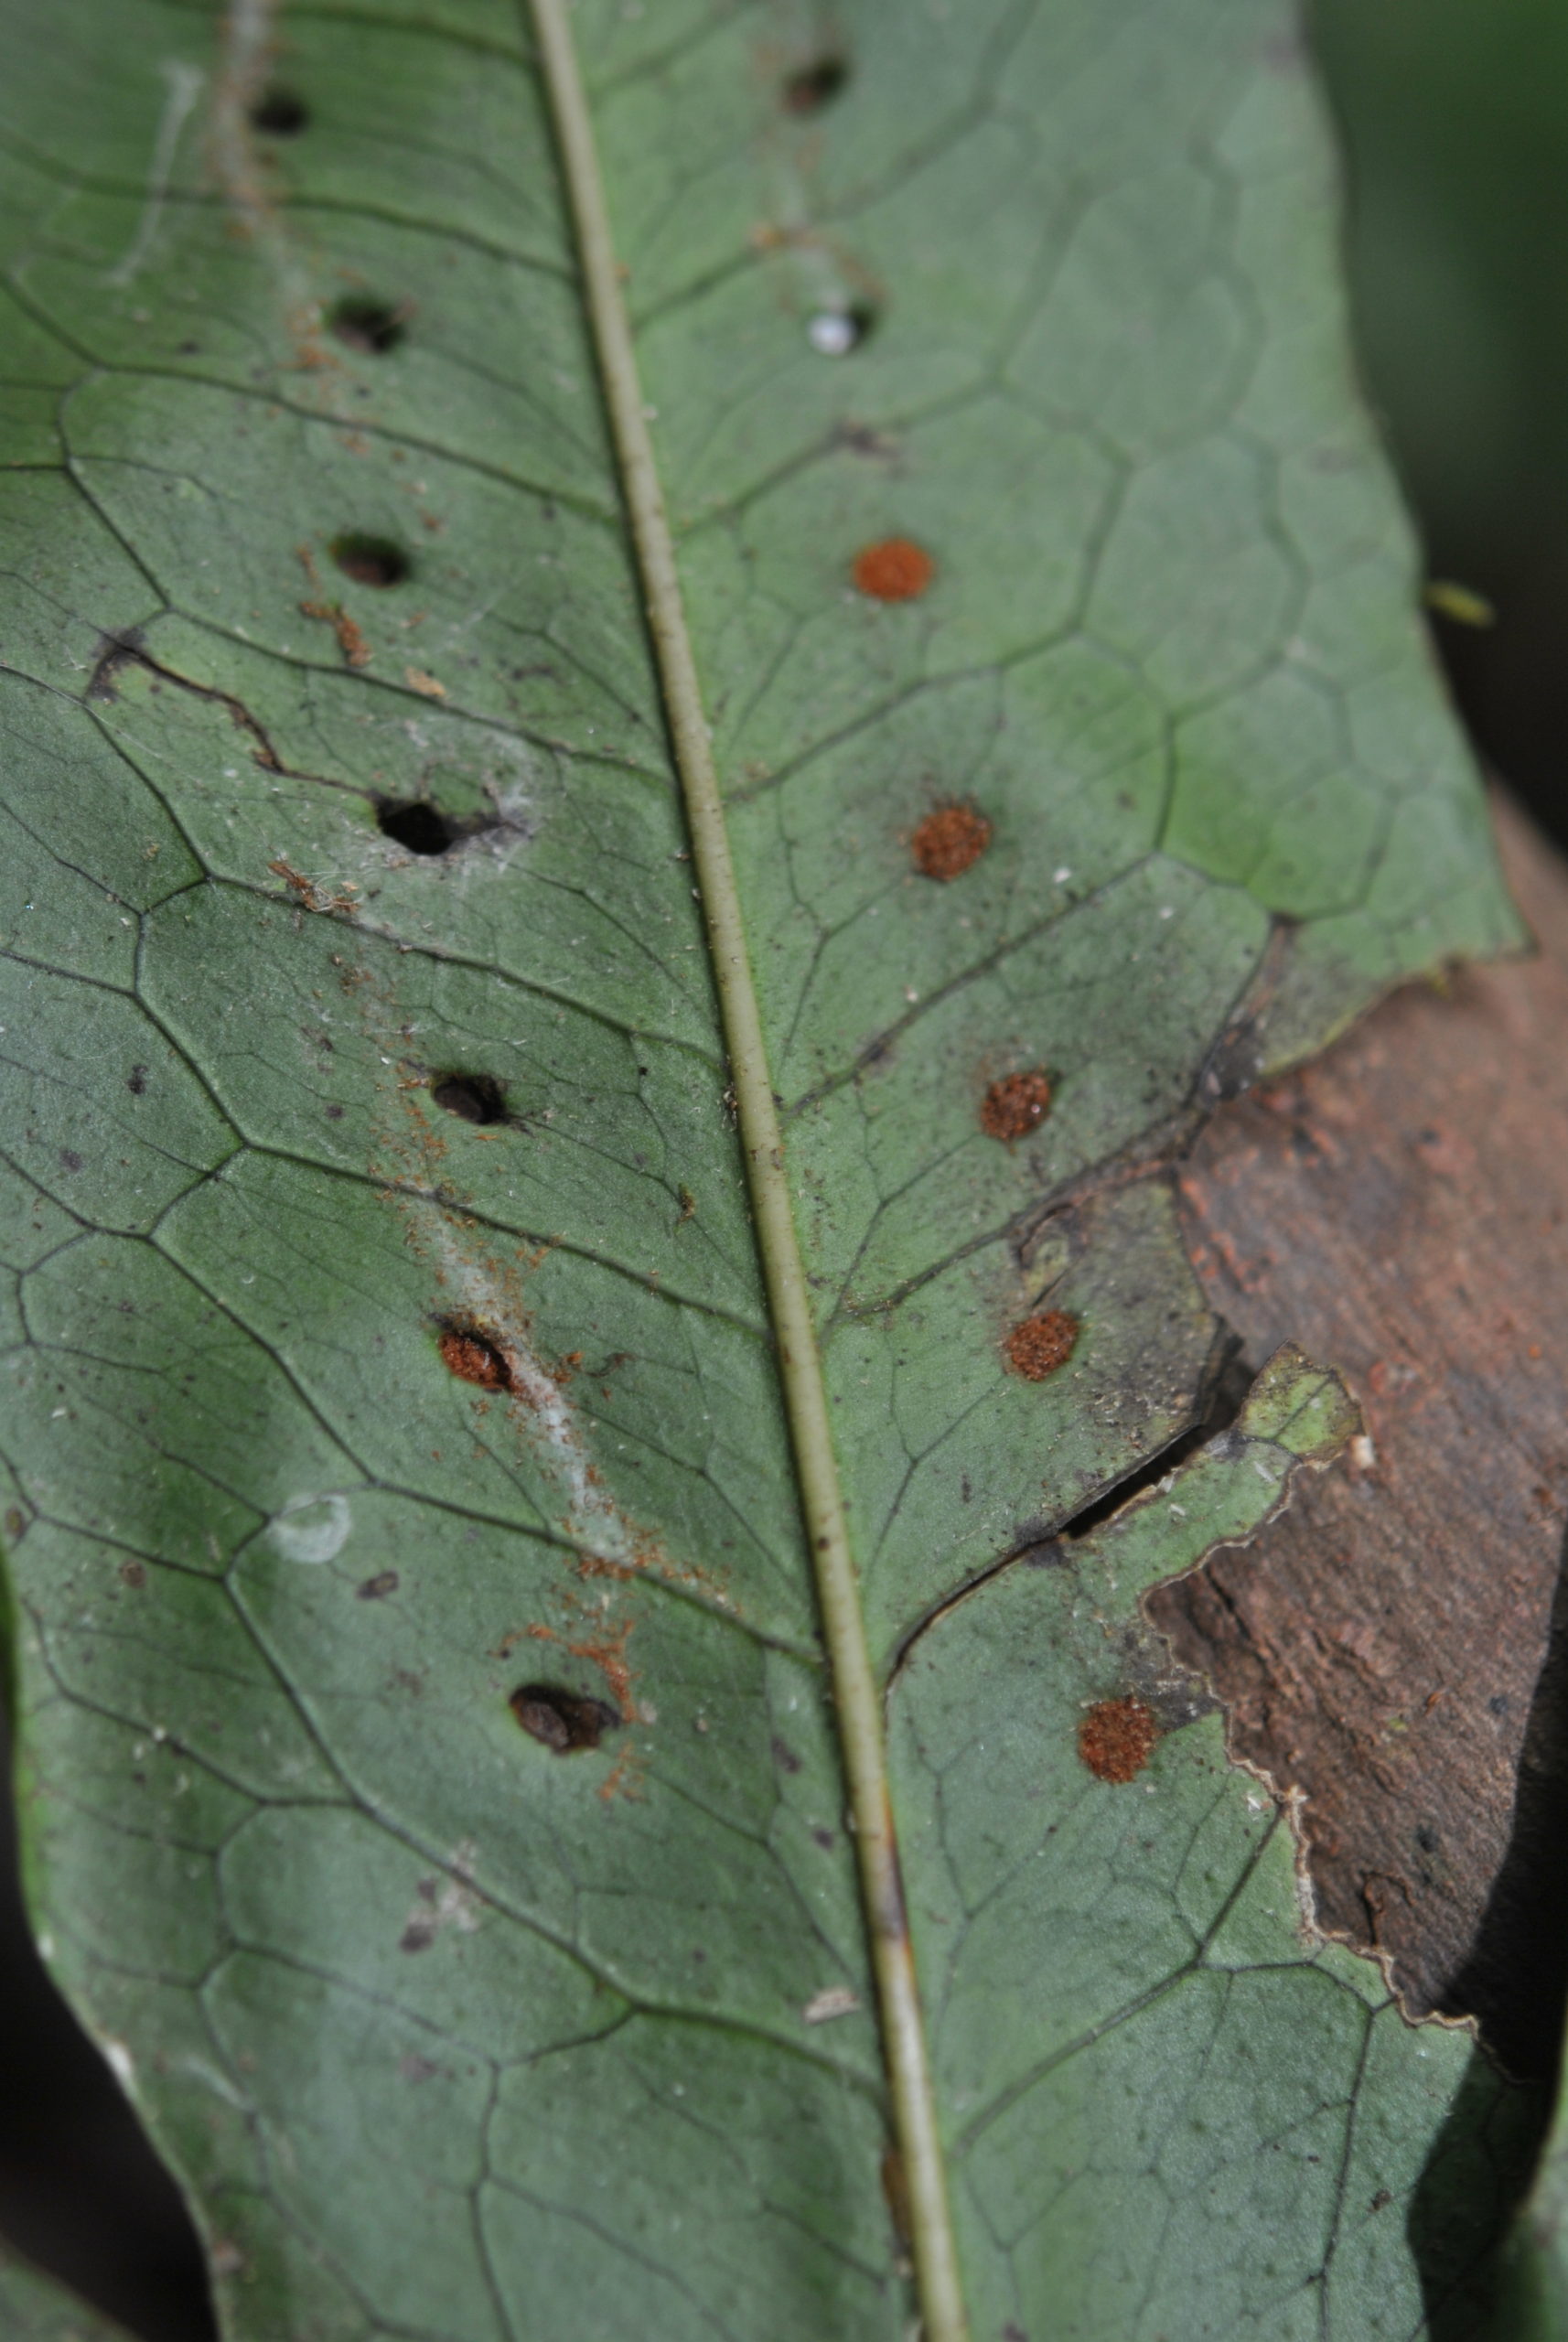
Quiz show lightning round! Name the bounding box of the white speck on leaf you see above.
[808,312,859,356]
[102,2038,135,2090]
[802,1985,861,2024]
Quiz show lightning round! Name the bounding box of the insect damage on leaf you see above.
[327,295,410,354]
[248,86,308,136]
[781,56,849,116]
[330,533,412,588]
[374,798,470,854]
[430,1072,509,1125]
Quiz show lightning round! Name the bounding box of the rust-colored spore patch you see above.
[981,1069,1052,1141]
[852,537,934,603]
[1079,1695,1160,1784]
[911,803,991,881]
[1004,1308,1079,1380]
[438,1324,511,1391]
[510,1682,619,1754]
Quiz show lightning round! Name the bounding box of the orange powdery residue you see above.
[575,1549,638,1587]
[980,1069,1052,1142]
[1079,1696,1160,1784]
[596,1745,645,1804]
[911,803,991,881]
[300,597,372,668]
[852,537,934,602]
[567,1617,637,1722]
[437,1324,511,1390]
[268,858,360,916]
[404,666,446,699]
[1004,1309,1079,1380]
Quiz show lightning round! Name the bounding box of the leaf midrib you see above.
[523,5,970,2336]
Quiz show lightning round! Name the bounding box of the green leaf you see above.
[1495,2090,1568,2336]
[0,0,1530,2337]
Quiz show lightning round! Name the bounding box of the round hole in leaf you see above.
[249,87,309,135]
[330,533,411,589]
[376,797,462,855]
[782,55,849,113]
[328,295,409,356]
[431,1072,508,1125]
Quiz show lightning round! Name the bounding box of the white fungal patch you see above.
[427,1223,641,1571]
[268,1492,353,1564]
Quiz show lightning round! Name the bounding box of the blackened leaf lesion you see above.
[510,1682,619,1753]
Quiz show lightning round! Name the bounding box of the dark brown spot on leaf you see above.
[1004,1309,1079,1380]
[881,2144,912,2246]
[1079,1695,1160,1783]
[432,1072,507,1125]
[249,88,308,135]
[980,1069,1052,1141]
[911,803,991,881]
[510,1682,619,1753]
[357,1570,399,1600]
[782,55,848,113]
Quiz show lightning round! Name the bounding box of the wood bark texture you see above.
[1153,790,1568,2083]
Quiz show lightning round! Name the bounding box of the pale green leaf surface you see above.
[0,0,1532,2336]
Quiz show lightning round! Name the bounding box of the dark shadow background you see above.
[0,1709,216,2338]
[1315,0,1568,854]
[3,5,1568,2336]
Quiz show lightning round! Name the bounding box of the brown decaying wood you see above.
[1149,792,1568,2078]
